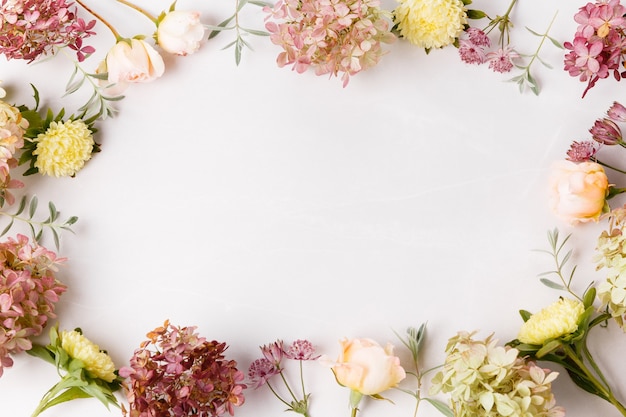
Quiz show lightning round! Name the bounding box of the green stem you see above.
[592,158,626,175]
[522,11,558,73]
[115,0,158,23]
[562,345,626,416]
[75,0,122,41]
[30,376,67,417]
[266,381,292,409]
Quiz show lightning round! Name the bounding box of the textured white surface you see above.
[1,0,625,416]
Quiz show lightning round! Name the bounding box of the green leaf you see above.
[28,195,38,219]
[48,201,58,222]
[38,386,92,414]
[208,16,235,39]
[540,278,566,291]
[536,339,561,358]
[466,9,487,19]
[14,195,26,215]
[519,309,532,322]
[424,398,454,417]
[0,219,13,237]
[240,27,269,36]
[525,26,542,37]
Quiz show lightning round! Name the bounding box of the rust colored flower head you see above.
[119,321,246,417]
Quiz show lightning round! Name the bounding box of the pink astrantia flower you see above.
[607,101,626,122]
[264,0,396,87]
[284,339,320,361]
[566,140,599,162]
[120,321,246,417]
[590,118,623,145]
[487,47,518,73]
[458,39,486,65]
[247,358,280,389]
[466,27,491,47]
[0,0,96,62]
[0,234,66,377]
[260,340,284,365]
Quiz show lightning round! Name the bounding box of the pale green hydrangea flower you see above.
[430,331,564,417]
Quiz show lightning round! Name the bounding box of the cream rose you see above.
[549,160,609,224]
[156,10,205,56]
[105,39,165,90]
[326,338,406,396]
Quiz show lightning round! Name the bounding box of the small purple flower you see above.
[487,47,518,73]
[459,40,486,65]
[590,118,623,145]
[284,339,320,361]
[467,28,491,47]
[566,140,599,162]
[607,101,626,122]
[248,358,280,389]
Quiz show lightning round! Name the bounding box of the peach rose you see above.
[549,160,609,224]
[104,39,165,92]
[326,338,405,396]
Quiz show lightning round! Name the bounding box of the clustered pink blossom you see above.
[566,140,599,162]
[264,0,396,87]
[458,28,518,72]
[248,339,319,389]
[0,234,65,377]
[563,0,626,97]
[0,0,96,62]
[0,100,28,206]
[119,321,246,417]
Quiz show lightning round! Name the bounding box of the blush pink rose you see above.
[325,338,405,396]
[104,39,165,92]
[549,160,609,224]
[156,10,205,56]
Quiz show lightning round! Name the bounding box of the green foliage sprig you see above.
[206,0,270,65]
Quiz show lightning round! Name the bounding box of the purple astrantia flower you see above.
[487,47,518,73]
[260,340,284,366]
[459,40,486,65]
[248,358,280,389]
[284,339,320,361]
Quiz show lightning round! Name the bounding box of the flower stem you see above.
[75,0,122,41]
[562,345,626,416]
[591,157,626,175]
[115,0,158,23]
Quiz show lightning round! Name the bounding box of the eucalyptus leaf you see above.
[424,398,454,417]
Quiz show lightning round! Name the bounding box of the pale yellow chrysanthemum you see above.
[518,298,585,345]
[394,0,467,49]
[60,330,117,382]
[34,120,94,177]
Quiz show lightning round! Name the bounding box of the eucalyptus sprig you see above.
[394,324,452,417]
[0,195,78,250]
[27,324,122,417]
[509,12,563,95]
[206,0,270,65]
[534,228,591,302]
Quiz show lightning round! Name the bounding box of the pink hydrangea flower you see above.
[563,0,626,96]
[120,321,246,417]
[0,234,66,377]
[264,0,395,87]
[0,0,96,62]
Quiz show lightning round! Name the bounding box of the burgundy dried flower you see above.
[566,140,599,162]
[0,234,65,377]
[0,0,96,62]
[120,321,246,417]
[590,118,623,145]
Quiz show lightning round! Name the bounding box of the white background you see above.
[2,0,626,416]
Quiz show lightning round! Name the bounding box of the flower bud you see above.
[607,101,626,122]
[156,10,205,56]
[105,39,165,88]
[590,118,622,145]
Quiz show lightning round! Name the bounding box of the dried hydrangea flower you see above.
[264,0,395,87]
[0,234,65,377]
[430,331,564,417]
[120,320,246,417]
[0,0,96,62]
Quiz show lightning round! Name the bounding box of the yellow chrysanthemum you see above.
[60,330,117,382]
[34,120,94,177]
[518,298,585,345]
[394,0,467,49]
